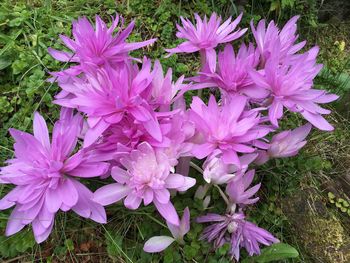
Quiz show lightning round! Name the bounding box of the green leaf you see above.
[338,72,350,90]
[105,231,123,258]
[184,245,198,260]
[164,248,174,263]
[281,0,295,8]
[328,192,335,200]
[65,239,74,251]
[0,57,12,70]
[241,243,299,263]
[269,1,280,12]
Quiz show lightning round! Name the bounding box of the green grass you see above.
[0,0,349,262]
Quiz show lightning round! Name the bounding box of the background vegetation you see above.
[0,0,349,262]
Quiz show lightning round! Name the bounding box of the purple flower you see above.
[54,59,162,147]
[166,13,247,72]
[92,142,195,225]
[189,95,270,167]
[249,46,339,130]
[197,212,278,261]
[0,109,109,243]
[150,60,187,111]
[202,150,235,184]
[196,44,269,100]
[143,207,190,253]
[226,170,261,207]
[202,150,257,185]
[90,109,194,168]
[255,124,312,165]
[250,16,305,65]
[48,15,156,75]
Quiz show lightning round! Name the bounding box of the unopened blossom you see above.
[255,124,312,165]
[196,44,268,100]
[48,15,156,75]
[0,109,109,243]
[54,59,162,147]
[202,150,257,185]
[166,13,247,72]
[249,46,338,130]
[189,95,270,167]
[143,207,190,253]
[250,16,305,65]
[93,142,196,225]
[197,211,278,261]
[226,170,261,207]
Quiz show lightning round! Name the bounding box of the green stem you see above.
[190,161,204,174]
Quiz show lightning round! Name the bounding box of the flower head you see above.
[250,46,338,130]
[197,211,278,261]
[197,44,268,100]
[93,142,195,225]
[0,109,109,243]
[226,170,261,207]
[166,13,247,71]
[150,60,186,111]
[189,95,270,167]
[90,108,194,167]
[202,150,257,185]
[54,59,162,147]
[255,124,312,165]
[49,15,156,75]
[250,16,305,65]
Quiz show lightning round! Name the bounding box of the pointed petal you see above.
[153,199,179,226]
[33,112,50,150]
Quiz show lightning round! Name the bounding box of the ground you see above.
[0,0,350,262]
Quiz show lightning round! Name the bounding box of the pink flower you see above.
[0,109,109,243]
[54,59,162,147]
[249,46,338,130]
[165,13,247,72]
[197,211,278,261]
[255,124,312,165]
[195,43,269,100]
[143,207,190,253]
[150,60,186,111]
[48,15,156,75]
[250,16,305,65]
[92,142,196,225]
[226,170,261,207]
[90,109,194,167]
[189,95,270,167]
[202,150,257,185]
[203,150,235,184]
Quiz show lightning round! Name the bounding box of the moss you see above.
[282,189,350,263]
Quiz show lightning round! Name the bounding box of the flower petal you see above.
[124,193,142,210]
[93,184,131,206]
[33,112,51,151]
[153,199,179,226]
[143,236,175,253]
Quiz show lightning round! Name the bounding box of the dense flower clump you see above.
[0,12,337,260]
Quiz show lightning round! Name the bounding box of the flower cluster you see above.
[0,12,337,260]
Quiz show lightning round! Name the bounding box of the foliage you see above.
[241,243,299,263]
[0,216,35,258]
[0,0,347,262]
[328,192,350,215]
